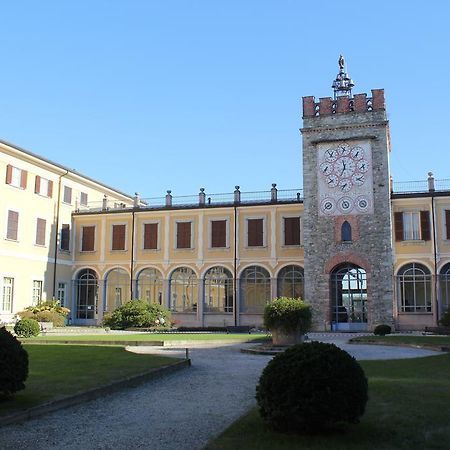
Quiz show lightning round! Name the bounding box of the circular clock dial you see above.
[355,195,370,212]
[338,178,353,192]
[350,146,364,160]
[337,143,351,157]
[324,148,338,163]
[326,174,339,188]
[357,160,369,173]
[320,161,334,176]
[352,173,365,186]
[338,197,353,213]
[336,156,356,178]
[321,198,336,214]
[319,142,370,191]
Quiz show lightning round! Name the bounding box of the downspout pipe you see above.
[130,192,139,300]
[233,204,238,326]
[52,169,69,298]
[130,208,136,300]
[428,173,439,322]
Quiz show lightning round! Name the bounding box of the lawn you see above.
[25,332,268,343]
[205,353,450,450]
[0,344,179,417]
[349,335,450,348]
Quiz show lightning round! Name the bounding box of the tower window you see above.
[341,221,352,242]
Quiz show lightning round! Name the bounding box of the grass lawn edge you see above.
[0,358,190,428]
[348,337,450,352]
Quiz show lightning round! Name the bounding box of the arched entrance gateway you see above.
[330,264,368,331]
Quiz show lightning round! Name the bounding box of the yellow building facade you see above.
[72,191,304,327]
[0,139,135,323]
[67,179,450,331]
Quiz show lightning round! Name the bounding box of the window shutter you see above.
[144,223,158,249]
[284,217,300,245]
[82,226,95,251]
[20,170,27,189]
[446,210,450,240]
[394,212,404,241]
[211,220,226,248]
[6,164,12,184]
[112,225,126,250]
[35,176,41,194]
[60,224,70,251]
[7,211,19,240]
[80,192,88,206]
[177,222,191,249]
[47,180,53,198]
[64,186,72,204]
[248,219,263,246]
[36,218,46,245]
[420,210,431,241]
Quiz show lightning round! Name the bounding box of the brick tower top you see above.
[302,56,385,119]
[302,89,385,118]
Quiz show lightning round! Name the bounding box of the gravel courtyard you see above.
[0,335,439,450]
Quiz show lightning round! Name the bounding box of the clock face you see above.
[317,141,373,216]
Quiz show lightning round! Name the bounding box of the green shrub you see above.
[14,318,40,338]
[440,309,450,327]
[0,327,29,398]
[25,299,70,317]
[256,341,368,433]
[374,324,392,336]
[17,299,69,327]
[263,297,311,334]
[34,311,65,326]
[103,300,171,330]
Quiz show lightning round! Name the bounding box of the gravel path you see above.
[0,336,440,450]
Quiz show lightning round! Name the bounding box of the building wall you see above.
[0,140,134,322]
[392,194,450,329]
[72,202,304,326]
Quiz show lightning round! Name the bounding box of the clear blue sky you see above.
[1,1,449,198]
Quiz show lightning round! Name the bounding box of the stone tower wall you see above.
[301,90,394,331]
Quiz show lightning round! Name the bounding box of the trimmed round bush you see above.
[256,342,368,433]
[264,297,311,334]
[373,324,392,336]
[103,300,171,330]
[0,327,29,398]
[14,318,40,338]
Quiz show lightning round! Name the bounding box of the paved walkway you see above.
[0,335,439,450]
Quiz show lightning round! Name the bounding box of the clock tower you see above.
[301,57,393,331]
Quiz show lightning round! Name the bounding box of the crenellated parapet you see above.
[302,89,385,118]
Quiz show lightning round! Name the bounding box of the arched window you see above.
[105,268,130,311]
[397,263,431,313]
[439,263,450,314]
[240,266,271,313]
[341,221,352,242]
[204,266,233,313]
[277,265,304,299]
[330,264,367,329]
[75,269,98,320]
[137,268,163,305]
[169,267,198,313]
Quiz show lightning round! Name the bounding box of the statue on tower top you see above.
[332,55,354,99]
